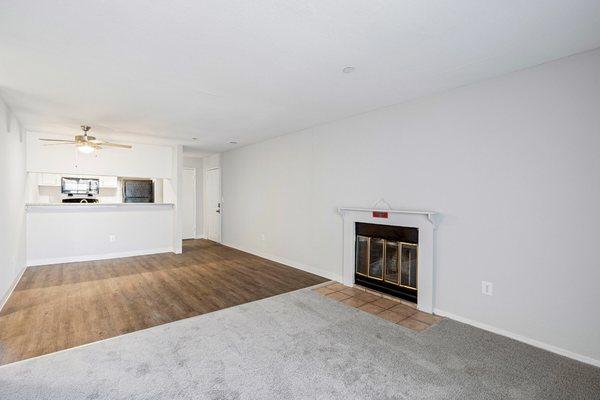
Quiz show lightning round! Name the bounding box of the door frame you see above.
[204,167,221,243]
[183,167,197,239]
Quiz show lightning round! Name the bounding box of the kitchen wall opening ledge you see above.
[26,202,175,209]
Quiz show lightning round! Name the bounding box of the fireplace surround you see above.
[338,204,439,313]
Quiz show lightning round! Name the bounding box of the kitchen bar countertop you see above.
[26,203,174,211]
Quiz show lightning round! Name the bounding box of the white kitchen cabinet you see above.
[38,173,62,187]
[99,176,118,188]
[37,173,118,189]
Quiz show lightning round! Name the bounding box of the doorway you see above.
[182,168,196,239]
[205,168,221,242]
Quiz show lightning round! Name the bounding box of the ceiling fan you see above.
[39,125,132,154]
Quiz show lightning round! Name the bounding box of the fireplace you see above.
[355,222,418,303]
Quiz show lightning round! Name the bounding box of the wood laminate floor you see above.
[0,240,327,365]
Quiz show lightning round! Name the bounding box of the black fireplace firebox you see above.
[355,222,418,303]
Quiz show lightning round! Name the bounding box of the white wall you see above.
[184,157,205,238]
[222,49,600,364]
[26,132,173,178]
[0,98,26,306]
[203,154,220,171]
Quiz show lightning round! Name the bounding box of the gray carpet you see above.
[1,288,598,399]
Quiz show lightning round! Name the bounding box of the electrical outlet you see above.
[260,233,266,241]
[109,235,116,243]
[481,281,493,296]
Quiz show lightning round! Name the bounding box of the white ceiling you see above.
[1,1,600,152]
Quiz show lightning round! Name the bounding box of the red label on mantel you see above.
[372,211,389,218]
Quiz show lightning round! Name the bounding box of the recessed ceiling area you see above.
[1,0,600,152]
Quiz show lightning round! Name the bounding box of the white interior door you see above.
[182,168,196,239]
[206,168,221,242]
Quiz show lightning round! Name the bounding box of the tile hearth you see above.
[313,282,442,332]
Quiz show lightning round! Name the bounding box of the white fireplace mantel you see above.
[338,205,439,313]
[337,207,440,228]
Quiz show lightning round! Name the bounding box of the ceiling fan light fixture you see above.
[39,125,132,152]
[77,143,95,154]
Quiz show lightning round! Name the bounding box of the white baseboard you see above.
[221,242,599,367]
[0,265,27,313]
[22,240,599,368]
[222,241,342,282]
[26,247,174,267]
[434,308,600,368]
[183,233,206,240]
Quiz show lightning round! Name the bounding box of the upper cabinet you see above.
[98,176,118,188]
[37,173,118,189]
[37,173,61,187]
[26,132,174,179]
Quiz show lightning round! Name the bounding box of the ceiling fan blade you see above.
[95,142,132,149]
[43,143,76,146]
[39,138,77,143]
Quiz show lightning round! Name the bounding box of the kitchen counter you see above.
[26,203,174,211]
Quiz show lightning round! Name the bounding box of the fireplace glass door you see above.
[368,238,384,279]
[356,236,369,276]
[400,243,418,289]
[384,241,399,284]
[355,226,418,302]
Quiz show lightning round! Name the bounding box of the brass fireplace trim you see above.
[355,236,376,279]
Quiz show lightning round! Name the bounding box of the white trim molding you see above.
[27,247,174,267]
[204,167,222,243]
[0,266,27,313]
[222,241,342,282]
[25,203,175,212]
[337,207,440,228]
[338,205,439,313]
[183,167,197,240]
[434,308,600,368]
